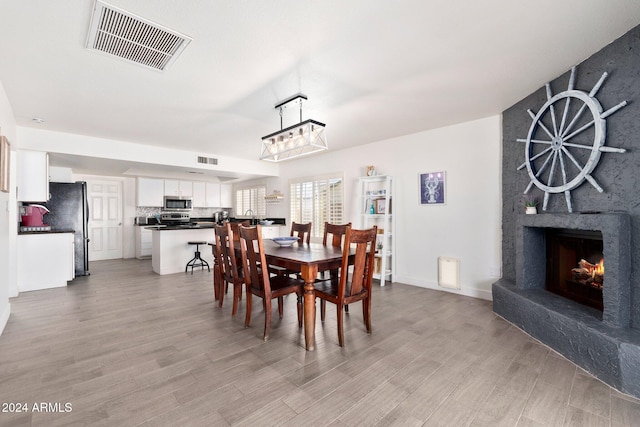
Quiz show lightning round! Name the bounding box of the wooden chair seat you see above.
[314,280,367,306]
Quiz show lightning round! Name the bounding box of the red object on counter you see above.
[21,204,50,227]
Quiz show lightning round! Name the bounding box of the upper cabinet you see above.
[205,183,221,207]
[220,183,232,207]
[164,180,193,197]
[137,178,164,207]
[192,182,206,207]
[17,150,49,202]
[136,178,231,208]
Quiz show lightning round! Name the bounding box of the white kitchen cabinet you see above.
[205,182,221,207]
[192,182,206,207]
[137,177,164,207]
[164,180,193,197]
[220,183,232,207]
[135,226,153,258]
[17,150,49,202]
[17,232,74,291]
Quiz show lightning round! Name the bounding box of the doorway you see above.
[88,179,123,260]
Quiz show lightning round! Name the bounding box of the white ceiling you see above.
[1,1,640,178]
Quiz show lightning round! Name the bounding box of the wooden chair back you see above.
[322,222,352,248]
[238,224,271,298]
[339,226,377,299]
[229,220,250,241]
[214,223,239,285]
[290,221,312,244]
[214,222,245,316]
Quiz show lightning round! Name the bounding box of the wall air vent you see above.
[86,1,191,71]
[197,156,218,166]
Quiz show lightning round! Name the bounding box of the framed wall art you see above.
[419,171,445,205]
[0,136,9,193]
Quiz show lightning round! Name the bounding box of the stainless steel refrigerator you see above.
[43,182,90,277]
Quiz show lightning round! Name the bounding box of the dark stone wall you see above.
[501,24,640,329]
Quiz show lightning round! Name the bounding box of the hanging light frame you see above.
[260,94,327,162]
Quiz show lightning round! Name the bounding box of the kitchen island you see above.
[150,225,215,275]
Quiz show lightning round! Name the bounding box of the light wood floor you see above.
[1,259,639,426]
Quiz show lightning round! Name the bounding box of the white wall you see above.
[0,80,17,334]
[16,127,279,178]
[241,115,502,300]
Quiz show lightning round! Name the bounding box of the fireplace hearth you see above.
[493,212,640,398]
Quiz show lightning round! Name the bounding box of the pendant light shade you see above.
[260,94,328,162]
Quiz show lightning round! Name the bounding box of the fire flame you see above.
[594,259,604,275]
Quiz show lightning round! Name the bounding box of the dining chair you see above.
[238,224,304,341]
[321,221,352,280]
[321,222,353,311]
[213,223,244,317]
[290,221,312,244]
[314,225,377,346]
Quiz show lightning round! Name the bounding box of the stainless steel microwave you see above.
[163,196,193,211]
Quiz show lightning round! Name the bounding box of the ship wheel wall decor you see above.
[516,66,627,212]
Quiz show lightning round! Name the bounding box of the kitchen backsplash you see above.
[135,207,230,219]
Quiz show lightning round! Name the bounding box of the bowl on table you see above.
[260,220,274,225]
[271,237,298,247]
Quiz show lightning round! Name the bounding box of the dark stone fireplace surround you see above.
[493,213,640,398]
[494,24,640,399]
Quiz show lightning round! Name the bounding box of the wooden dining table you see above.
[211,239,351,350]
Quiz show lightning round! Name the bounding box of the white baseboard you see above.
[393,274,493,301]
[0,302,10,336]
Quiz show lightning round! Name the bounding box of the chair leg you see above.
[218,280,226,309]
[345,305,349,313]
[296,294,303,328]
[263,298,272,341]
[245,292,252,328]
[213,265,220,301]
[232,283,241,318]
[320,299,326,321]
[363,297,372,333]
[337,303,345,347]
[278,296,284,319]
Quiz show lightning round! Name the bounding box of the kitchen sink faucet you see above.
[244,209,256,224]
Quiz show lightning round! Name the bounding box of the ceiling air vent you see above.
[197,156,218,166]
[86,1,191,71]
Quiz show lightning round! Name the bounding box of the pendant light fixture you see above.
[260,94,327,162]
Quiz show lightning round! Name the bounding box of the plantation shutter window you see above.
[290,174,343,237]
[235,186,266,217]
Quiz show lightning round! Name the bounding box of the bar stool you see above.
[185,241,210,274]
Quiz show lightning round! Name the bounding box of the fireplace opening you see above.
[545,228,604,311]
